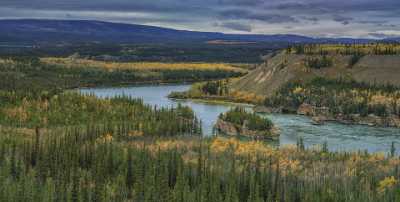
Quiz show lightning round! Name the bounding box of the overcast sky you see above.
[1,0,400,38]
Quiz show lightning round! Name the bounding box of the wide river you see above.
[80,84,400,154]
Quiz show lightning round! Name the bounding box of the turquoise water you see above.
[79,84,400,154]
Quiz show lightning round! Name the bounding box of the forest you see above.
[265,77,400,118]
[0,130,399,201]
[287,43,400,56]
[219,107,273,132]
[0,42,279,63]
[0,56,246,93]
[169,79,265,104]
[0,49,399,201]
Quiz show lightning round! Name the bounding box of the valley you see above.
[0,20,400,202]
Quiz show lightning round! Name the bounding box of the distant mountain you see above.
[383,37,400,42]
[0,19,379,45]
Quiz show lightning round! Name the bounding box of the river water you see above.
[79,84,400,154]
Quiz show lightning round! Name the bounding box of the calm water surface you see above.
[80,84,400,154]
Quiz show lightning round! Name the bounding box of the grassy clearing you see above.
[41,58,248,73]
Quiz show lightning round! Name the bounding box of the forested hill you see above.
[0,19,382,45]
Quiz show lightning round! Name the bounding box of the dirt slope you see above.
[230,52,400,97]
[351,55,400,86]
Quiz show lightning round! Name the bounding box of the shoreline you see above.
[254,105,400,129]
[169,97,255,107]
[171,95,400,129]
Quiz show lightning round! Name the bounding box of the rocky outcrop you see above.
[215,119,239,137]
[297,103,315,116]
[214,119,280,140]
[297,103,330,117]
[311,116,327,125]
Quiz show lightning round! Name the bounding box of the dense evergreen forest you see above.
[287,43,400,56]
[219,107,273,131]
[265,77,400,118]
[0,42,278,63]
[0,57,246,92]
[0,130,399,201]
[0,49,400,201]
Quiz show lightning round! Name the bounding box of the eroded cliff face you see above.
[214,119,280,140]
[230,52,400,97]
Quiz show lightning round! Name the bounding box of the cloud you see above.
[332,15,353,25]
[300,16,319,24]
[0,0,399,37]
[215,22,252,32]
[368,32,400,39]
[219,9,298,23]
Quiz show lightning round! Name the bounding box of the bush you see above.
[221,107,273,131]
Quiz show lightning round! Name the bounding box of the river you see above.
[79,84,400,154]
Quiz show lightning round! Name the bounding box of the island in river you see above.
[215,107,280,140]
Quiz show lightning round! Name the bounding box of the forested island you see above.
[215,107,279,140]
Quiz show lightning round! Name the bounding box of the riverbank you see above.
[171,91,400,129]
[254,104,400,128]
[79,84,400,154]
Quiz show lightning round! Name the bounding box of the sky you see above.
[1,0,400,38]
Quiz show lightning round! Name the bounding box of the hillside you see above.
[231,52,400,97]
[0,19,381,45]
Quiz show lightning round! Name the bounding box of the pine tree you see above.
[126,150,135,191]
[71,168,80,202]
[390,142,396,157]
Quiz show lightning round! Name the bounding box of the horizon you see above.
[0,18,397,40]
[1,0,399,39]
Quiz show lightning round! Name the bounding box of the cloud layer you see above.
[1,0,399,38]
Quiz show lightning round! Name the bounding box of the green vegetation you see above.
[0,131,399,201]
[0,57,246,93]
[1,47,400,201]
[169,79,265,104]
[304,55,333,69]
[287,43,400,55]
[265,77,400,118]
[0,92,201,136]
[0,43,279,63]
[220,107,273,131]
[349,53,364,66]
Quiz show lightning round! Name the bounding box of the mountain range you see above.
[0,19,394,45]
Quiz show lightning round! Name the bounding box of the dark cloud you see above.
[300,16,319,24]
[0,0,399,37]
[332,15,353,25]
[274,2,313,10]
[215,22,252,32]
[219,9,298,23]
